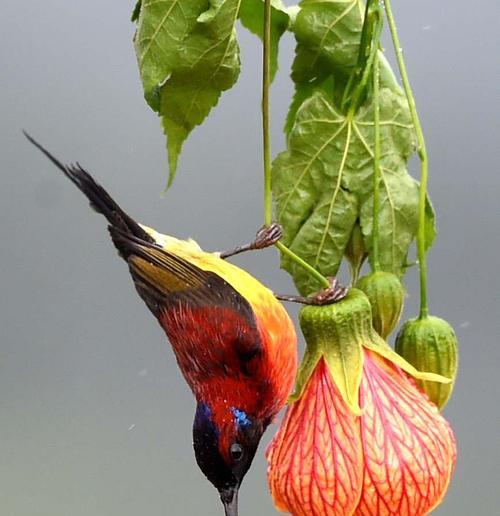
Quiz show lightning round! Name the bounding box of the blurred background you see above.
[1,1,498,514]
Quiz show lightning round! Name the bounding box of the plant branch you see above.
[384,0,429,318]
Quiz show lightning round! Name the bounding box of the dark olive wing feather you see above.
[110,227,257,326]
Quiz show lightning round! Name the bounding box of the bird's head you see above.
[193,401,267,516]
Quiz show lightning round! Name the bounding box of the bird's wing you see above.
[111,228,263,374]
[113,228,252,315]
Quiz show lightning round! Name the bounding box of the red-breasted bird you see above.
[25,133,297,516]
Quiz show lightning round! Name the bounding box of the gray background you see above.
[1,1,498,514]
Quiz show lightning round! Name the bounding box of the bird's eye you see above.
[230,443,244,462]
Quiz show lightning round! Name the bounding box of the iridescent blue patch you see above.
[231,407,252,428]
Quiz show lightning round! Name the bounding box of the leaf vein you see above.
[314,122,352,267]
[139,0,181,62]
[278,120,348,218]
[310,1,359,69]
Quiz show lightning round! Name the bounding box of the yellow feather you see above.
[140,225,277,314]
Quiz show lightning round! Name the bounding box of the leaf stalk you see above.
[383,0,429,318]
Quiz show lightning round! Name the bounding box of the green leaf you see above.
[273,92,359,295]
[275,0,436,292]
[273,66,422,292]
[348,61,420,276]
[239,0,290,80]
[284,76,334,135]
[134,0,241,185]
[360,173,419,276]
[291,0,365,85]
[133,0,207,110]
[286,1,399,129]
[285,0,372,133]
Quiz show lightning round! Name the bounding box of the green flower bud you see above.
[344,223,367,284]
[395,316,458,410]
[356,271,404,339]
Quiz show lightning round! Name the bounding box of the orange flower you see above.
[267,348,456,516]
[267,358,363,516]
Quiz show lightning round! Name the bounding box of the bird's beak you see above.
[220,486,239,516]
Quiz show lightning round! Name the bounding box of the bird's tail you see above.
[23,131,155,257]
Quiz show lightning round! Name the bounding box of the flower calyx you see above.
[293,289,451,415]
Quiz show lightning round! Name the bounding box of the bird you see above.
[24,133,298,516]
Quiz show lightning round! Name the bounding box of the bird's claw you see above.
[220,223,283,259]
[275,277,349,306]
[252,223,283,250]
[310,277,349,305]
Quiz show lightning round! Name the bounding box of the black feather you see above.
[23,131,154,257]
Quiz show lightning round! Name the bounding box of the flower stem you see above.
[276,242,330,288]
[262,0,272,226]
[372,42,381,272]
[261,0,330,289]
[384,0,429,318]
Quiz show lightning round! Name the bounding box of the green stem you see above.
[262,0,272,226]
[372,43,381,271]
[276,242,330,289]
[261,0,330,290]
[384,0,429,318]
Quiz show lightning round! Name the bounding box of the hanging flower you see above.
[267,290,456,516]
[267,357,363,515]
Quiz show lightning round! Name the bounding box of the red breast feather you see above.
[161,299,297,423]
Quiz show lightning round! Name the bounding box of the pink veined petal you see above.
[355,350,457,516]
[267,358,363,516]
